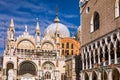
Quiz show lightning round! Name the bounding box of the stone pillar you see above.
[80,72,85,80]
[86,53,88,69]
[108,46,111,65]
[114,46,117,64]
[82,52,84,70]
[98,49,100,64]
[108,70,112,80]
[89,51,92,69]
[3,69,7,80]
[98,72,101,80]
[14,69,17,80]
[89,72,92,80]
[102,48,105,66]
[93,50,96,64]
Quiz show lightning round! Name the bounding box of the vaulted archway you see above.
[18,61,37,75]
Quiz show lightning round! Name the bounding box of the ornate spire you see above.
[36,18,40,33]
[56,23,59,32]
[54,6,60,23]
[10,18,14,28]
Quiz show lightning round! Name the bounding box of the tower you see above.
[8,18,15,41]
[35,19,40,47]
[54,6,60,45]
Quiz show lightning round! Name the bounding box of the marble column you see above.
[89,51,92,69]
[93,50,96,64]
[114,47,117,64]
[108,70,112,80]
[108,47,111,65]
[86,53,88,69]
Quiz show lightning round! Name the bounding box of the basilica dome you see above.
[44,16,70,38]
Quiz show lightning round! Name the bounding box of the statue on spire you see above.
[54,5,60,23]
[25,25,28,32]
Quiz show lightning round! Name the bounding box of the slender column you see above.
[93,50,96,64]
[108,45,111,65]
[98,72,101,80]
[108,69,112,80]
[3,69,7,80]
[89,72,92,80]
[14,69,17,80]
[82,52,84,70]
[114,47,117,64]
[81,72,85,80]
[86,52,88,69]
[98,49,100,64]
[89,51,92,69]
[102,47,105,66]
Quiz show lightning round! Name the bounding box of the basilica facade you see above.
[2,13,80,80]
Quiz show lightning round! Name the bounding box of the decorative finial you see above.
[54,5,60,23]
[36,18,40,30]
[10,18,14,27]
[25,25,28,32]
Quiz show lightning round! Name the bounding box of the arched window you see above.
[45,72,51,79]
[71,44,74,49]
[94,12,100,30]
[115,0,120,17]
[90,12,100,32]
[66,42,69,48]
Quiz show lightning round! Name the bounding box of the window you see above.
[94,12,100,30]
[66,42,69,48]
[62,43,64,48]
[90,12,100,32]
[62,50,64,55]
[44,72,51,79]
[71,44,74,49]
[115,0,120,17]
[71,50,73,55]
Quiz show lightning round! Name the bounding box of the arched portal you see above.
[92,71,97,80]
[6,63,14,80]
[101,71,107,80]
[85,72,89,80]
[18,61,37,75]
[112,68,120,80]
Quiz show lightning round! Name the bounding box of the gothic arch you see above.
[112,68,120,80]
[101,71,108,80]
[92,71,97,80]
[84,72,89,80]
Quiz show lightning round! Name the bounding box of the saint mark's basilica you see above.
[1,12,80,80]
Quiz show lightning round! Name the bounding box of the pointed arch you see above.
[101,71,108,80]
[112,68,120,80]
[90,12,100,32]
[92,71,97,80]
[84,72,89,80]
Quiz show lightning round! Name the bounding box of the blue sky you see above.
[0,0,80,55]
